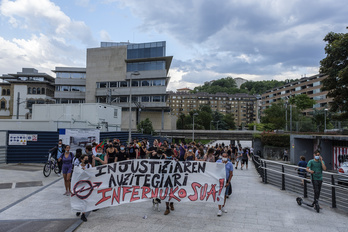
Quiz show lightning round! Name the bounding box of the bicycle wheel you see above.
[43,161,51,177]
[53,161,60,174]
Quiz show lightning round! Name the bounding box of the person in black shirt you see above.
[128,142,138,159]
[115,144,130,162]
[139,141,147,159]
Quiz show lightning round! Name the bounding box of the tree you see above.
[137,118,155,135]
[261,102,286,130]
[222,113,236,130]
[289,94,316,111]
[320,31,348,118]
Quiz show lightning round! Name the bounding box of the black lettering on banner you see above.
[135,174,145,185]
[143,174,151,187]
[174,161,183,173]
[148,161,160,174]
[108,163,117,174]
[131,161,139,173]
[172,173,182,186]
[184,161,192,173]
[139,160,148,173]
[152,174,160,188]
[95,165,107,177]
[119,161,131,172]
[191,162,198,173]
[109,174,116,187]
[198,162,206,173]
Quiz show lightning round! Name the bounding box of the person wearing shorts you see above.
[216,152,233,216]
[59,145,74,196]
[241,148,250,170]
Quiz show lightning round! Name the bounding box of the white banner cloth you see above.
[70,160,226,212]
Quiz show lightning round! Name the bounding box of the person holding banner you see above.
[93,146,108,167]
[184,146,196,161]
[216,152,233,216]
[76,154,91,222]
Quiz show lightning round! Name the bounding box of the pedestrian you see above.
[297,156,307,185]
[163,149,176,215]
[139,141,147,159]
[283,149,289,161]
[235,147,242,169]
[195,145,205,161]
[59,145,74,196]
[306,151,327,208]
[179,141,187,161]
[216,152,233,216]
[241,148,251,170]
[106,142,118,163]
[92,146,108,167]
[205,148,215,162]
[128,141,138,159]
[115,144,130,162]
[184,146,196,161]
[49,139,65,176]
[73,148,83,167]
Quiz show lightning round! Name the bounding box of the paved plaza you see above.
[0,162,348,232]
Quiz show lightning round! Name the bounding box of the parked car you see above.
[337,162,348,187]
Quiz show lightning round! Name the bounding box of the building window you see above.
[2,89,6,95]
[37,88,41,94]
[114,109,118,118]
[32,88,37,94]
[28,87,32,94]
[142,80,151,87]
[141,96,150,102]
[120,81,128,87]
[42,88,45,94]
[0,101,5,109]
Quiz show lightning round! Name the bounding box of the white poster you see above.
[9,134,27,145]
[70,160,226,212]
[59,129,100,152]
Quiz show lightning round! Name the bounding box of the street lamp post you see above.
[192,113,198,142]
[285,101,288,131]
[324,108,328,132]
[128,71,140,144]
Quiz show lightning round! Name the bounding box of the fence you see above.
[252,155,348,213]
[0,131,7,164]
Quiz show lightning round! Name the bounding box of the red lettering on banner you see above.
[178,188,187,198]
[188,182,201,201]
[111,187,121,205]
[141,186,151,199]
[159,188,169,200]
[151,188,159,198]
[168,187,181,202]
[122,187,132,201]
[206,184,217,202]
[200,184,208,201]
[216,178,224,201]
[95,188,112,206]
[130,186,140,202]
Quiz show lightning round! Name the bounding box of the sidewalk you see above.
[1,162,348,232]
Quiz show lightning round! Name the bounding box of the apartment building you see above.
[261,74,332,114]
[167,91,257,127]
[0,68,55,119]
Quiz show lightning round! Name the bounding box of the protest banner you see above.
[71,160,226,212]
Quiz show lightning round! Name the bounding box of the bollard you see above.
[331,175,336,208]
[281,165,285,190]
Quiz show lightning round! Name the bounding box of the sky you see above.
[0,0,347,91]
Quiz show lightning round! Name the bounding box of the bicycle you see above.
[43,152,60,177]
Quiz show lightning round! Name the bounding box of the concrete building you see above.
[167,91,257,127]
[85,41,175,131]
[261,74,333,115]
[31,103,121,131]
[52,67,86,104]
[0,68,55,119]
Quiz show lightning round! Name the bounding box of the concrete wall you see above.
[86,46,127,103]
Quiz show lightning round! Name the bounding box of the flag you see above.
[95,141,105,152]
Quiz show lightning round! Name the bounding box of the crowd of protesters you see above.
[50,138,253,221]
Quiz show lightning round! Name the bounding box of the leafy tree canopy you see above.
[289,94,316,111]
[320,31,348,118]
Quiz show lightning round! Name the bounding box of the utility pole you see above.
[16,92,20,119]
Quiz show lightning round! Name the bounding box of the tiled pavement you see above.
[1,162,348,232]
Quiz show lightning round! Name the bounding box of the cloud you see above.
[0,0,96,46]
[111,0,347,84]
[100,30,112,41]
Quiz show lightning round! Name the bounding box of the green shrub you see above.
[261,133,290,147]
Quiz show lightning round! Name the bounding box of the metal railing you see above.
[252,155,348,212]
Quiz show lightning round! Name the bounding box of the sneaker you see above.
[164,208,170,215]
[170,203,174,211]
[57,173,61,177]
[235,167,237,169]
[81,213,87,222]
[241,167,243,170]
[76,212,81,216]
[221,207,227,213]
[217,210,222,216]
[63,192,68,195]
